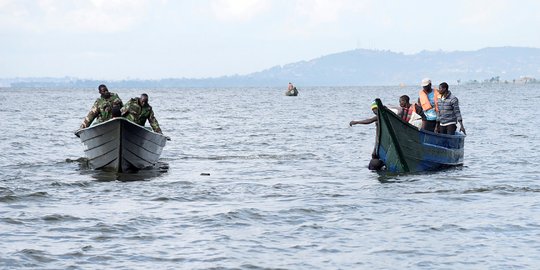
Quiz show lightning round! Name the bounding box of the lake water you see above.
[1,85,539,269]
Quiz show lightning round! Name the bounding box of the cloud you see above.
[458,0,507,27]
[210,0,271,22]
[0,0,31,26]
[294,0,369,23]
[278,0,371,39]
[0,0,159,33]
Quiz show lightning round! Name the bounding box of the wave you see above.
[412,185,540,195]
[0,191,49,203]
[180,153,319,161]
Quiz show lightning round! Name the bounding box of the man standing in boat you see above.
[79,84,123,129]
[436,82,466,135]
[121,93,162,134]
[418,78,440,132]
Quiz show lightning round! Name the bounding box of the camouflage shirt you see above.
[80,93,123,129]
[121,97,162,134]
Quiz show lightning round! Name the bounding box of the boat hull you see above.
[374,99,465,173]
[75,118,167,173]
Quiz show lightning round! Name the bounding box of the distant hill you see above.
[237,46,540,86]
[6,47,540,87]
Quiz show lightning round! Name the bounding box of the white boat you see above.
[75,118,168,172]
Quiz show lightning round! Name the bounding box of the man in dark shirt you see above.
[436,82,466,135]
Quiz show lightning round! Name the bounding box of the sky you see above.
[1,0,540,79]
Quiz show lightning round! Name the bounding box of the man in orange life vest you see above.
[418,78,440,132]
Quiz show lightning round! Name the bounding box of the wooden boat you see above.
[75,118,168,173]
[285,88,298,96]
[374,98,465,173]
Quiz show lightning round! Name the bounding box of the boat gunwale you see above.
[75,118,167,138]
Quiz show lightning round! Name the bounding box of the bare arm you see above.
[350,116,377,126]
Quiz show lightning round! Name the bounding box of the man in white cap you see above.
[418,78,440,132]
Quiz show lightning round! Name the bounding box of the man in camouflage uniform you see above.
[79,84,123,129]
[121,93,162,134]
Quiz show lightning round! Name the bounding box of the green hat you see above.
[371,100,378,110]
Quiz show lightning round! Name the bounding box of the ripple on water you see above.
[0,191,49,203]
[423,223,467,232]
[179,153,319,161]
[150,196,193,202]
[411,185,540,195]
[0,217,24,225]
[17,249,56,263]
[50,181,91,187]
[197,208,268,228]
[93,222,139,233]
[42,214,81,222]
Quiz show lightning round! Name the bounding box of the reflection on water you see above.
[86,165,169,182]
[67,158,170,181]
[376,165,465,183]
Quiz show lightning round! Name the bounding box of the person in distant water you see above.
[436,82,466,135]
[286,82,298,96]
[121,93,162,134]
[418,78,440,132]
[79,84,123,129]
